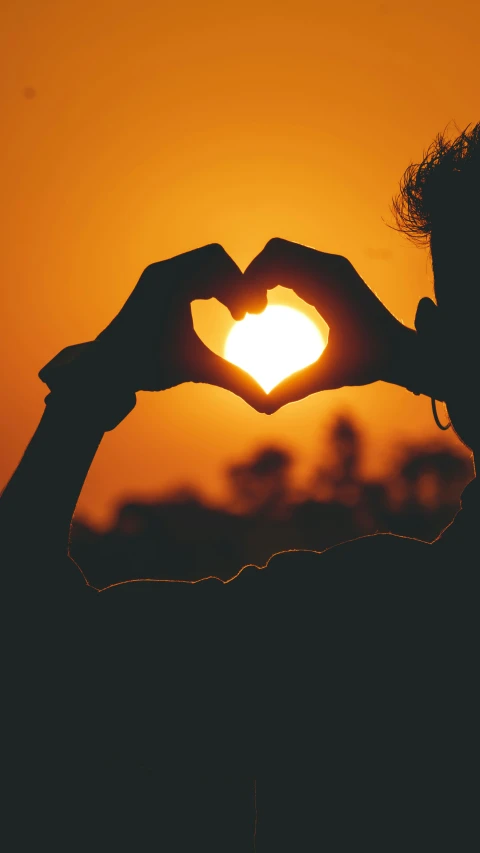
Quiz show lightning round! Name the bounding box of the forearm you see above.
[1,342,136,569]
[0,397,105,562]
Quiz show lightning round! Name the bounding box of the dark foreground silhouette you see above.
[1,123,479,850]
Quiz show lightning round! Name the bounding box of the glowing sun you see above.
[224,305,326,394]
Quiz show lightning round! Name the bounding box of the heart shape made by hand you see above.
[192,286,329,394]
[88,239,412,417]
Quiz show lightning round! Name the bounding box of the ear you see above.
[414,297,439,336]
[414,297,450,404]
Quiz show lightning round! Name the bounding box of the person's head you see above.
[392,122,480,454]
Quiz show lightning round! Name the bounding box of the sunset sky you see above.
[1,0,478,526]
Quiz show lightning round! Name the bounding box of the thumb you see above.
[266,348,341,413]
[190,339,271,414]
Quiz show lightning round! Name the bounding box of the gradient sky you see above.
[1,0,478,525]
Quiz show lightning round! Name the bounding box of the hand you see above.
[86,244,269,412]
[243,238,416,412]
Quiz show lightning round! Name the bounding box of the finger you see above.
[167,244,268,321]
[266,347,343,413]
[189,340,271,414]
[243,238,364,327]
[96,245,268,369]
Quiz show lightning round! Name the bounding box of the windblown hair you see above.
[391,122,480,246]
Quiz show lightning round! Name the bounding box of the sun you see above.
[224,305,326,394]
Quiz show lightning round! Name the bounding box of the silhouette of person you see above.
[1,124,478,850]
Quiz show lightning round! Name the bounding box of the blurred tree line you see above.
[70,414,474,588]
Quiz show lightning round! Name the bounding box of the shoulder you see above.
[245,535,437,643]
[6,551,96,615]
[253,533,434,594]
[257,533,432,580]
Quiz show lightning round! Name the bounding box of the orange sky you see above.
[1,0,478,526]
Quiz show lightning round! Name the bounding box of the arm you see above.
[0,245,269,585]
[0,391,129,570]
[0,344,136,588]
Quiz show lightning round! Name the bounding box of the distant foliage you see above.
[70,414,473,588]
